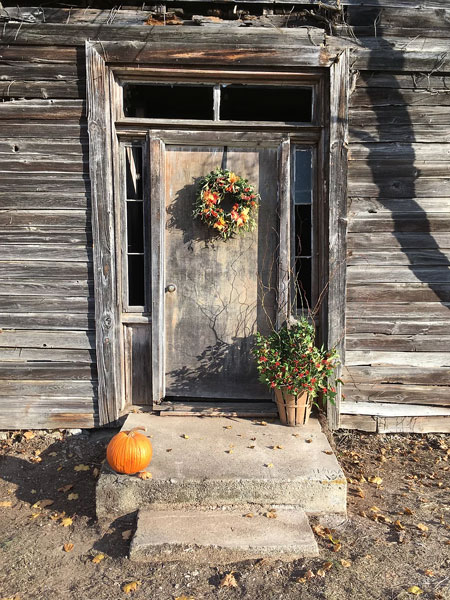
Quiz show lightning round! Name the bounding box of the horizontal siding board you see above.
[0,245,91,262]
[0,380,96,397]
[0,362,96,380]
[349,125,450,143]
[348,232,450,250]
[347,318,450,336]
[350,88,450,107]
[0,176,90,193]
[0,123,87,138]
[0,80,84,99]
[0,45,79,62]
[0,329,94,349]
[0,348,94,362]
[0,193,89,211]
[0,313,94,330]
[377,416,450,434]
[0,140,87,155]
[0,211,90,227]
[343,383,450,406]
[343,366,450,385]
[0,156,87,173]
[347,283,450,303]
[0,62,80,80]
[339,414,377,432]
[349,144,450,161]
[0,99,84,120]
[0,295,93,312]
[346,350,450,368]
[0,261,91,278]
[341,401,450,417]
[350,107,450,126]
[349,161,450,178]
[348,197,450,215]
[348,215,450,232]
[347,250,450,266]
[347,302,450,319]
[349,179,450,198]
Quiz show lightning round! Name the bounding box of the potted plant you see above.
[252,318,340,426]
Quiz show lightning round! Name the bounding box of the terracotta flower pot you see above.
[274,387,312,427]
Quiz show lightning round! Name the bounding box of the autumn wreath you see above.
[193,168,260,240]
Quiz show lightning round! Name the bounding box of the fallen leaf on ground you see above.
[92,553,105,564]
[92,467,100,478]
[265,463,274,468]
[265,511,277,519]
[48,451,57,456]
[305,438,312,443]
[417,523,429,532]
[272,445,283,450]
[323,451,333,455]
[258,421,268,426]
[248,445,255,449]
[244,513,254,518]
[174,596,195,600]
[404,507,414,515]
[316,569,326,578]
[322,562,333,571]
[340,559,352,568]
[67,493,79,500]
[370,506,381,512]
[23,431,35,440]
[223,426,232,429]
[305,569,315,580]
[225,449,233,454]
[137,471,152,480]
[61,517,73,527]
[32,499,54,509]
[220,572,238,588]
[166,449,173,452]
[424,569,434,576]
[0,501,12,507]
[63,543,74,552]
[354,487,365,498]
[122,530,132,540]
[74,464,90,471]
[58,484,73,493]
[407,586,424,595]
[368,476,383,485]
[181,434,189,439]
[394,520,405,530]
[122,581,141,594]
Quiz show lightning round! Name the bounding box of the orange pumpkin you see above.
[106,427,153,475]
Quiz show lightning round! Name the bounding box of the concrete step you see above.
[96,413,346,518]
[129,506,319,563]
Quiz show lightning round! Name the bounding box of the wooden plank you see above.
[0,123,87,138]
[349,161,450,178]
[0,193,89,211]
[348,215,450,232]
[347,302,450,319]
[86,42,121,426]
[158,401,278,417]
[347,283,450,303]
[0,330,94,349]
[0,45,79,62]
[0,380,96,397]
[0,280,92,296]
[0,100,84,120]
[377,416,450,434]
[348,232,450,250]
[349,125,450,143]
[342,383,450,406]
[0,23,327,47]
[0,295,93,312]
[0,230,91,245]
[124,324,152,406]
[349,179,450,198]
[347,333,450,352]
[327,49,349,430]
[0,63,80,81]
[347,318,450,336]
[350,107,450,127]
[348,266,450,285]
[0,313,93,330]
[347,250,450,267]
[0,176,90,193]
[0,80,84,99]
[341,401,450,417]
[343,366,450,386]
[348,48,450,73]
[0,261,91,279]
[338,25,450,39]
[349,145,450,162]
[0,405,96,430]
[0,140,87,155]
[345,6,450,29]
[0,348,94,362]
[351,88,450,108]
[0,362,95,380]
[0,210,89,227]
[346,351,450,368]
[339,414,377,432]
[348,197,450,215]
[0,155,87,173]
[0,245,91,262]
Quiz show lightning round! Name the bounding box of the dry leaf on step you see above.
[265,463,274,468]
[67,493,78,501]
[220,572,238,588]
[368,476,383,485]
[61,517,73,527]
[58,484,73,493]
[417,523,429,532]
[340,559,351,568]
[92,553,105,564]
[265,511,277,519]
[122,530,132,540]
[0,501,12,508]
[63,543,74,552]
[23,431,35,440]
[74,464,90,471]
[32,499,54,509]
[137,471,152,480]
[122,581,141,594]
[407,586,424,595]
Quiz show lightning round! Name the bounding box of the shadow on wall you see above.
[352,0,450,306]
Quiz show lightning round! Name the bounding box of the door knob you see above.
[167,284,177,293]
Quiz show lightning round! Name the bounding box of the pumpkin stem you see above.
[124,426,147,437]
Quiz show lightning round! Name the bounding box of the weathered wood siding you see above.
[0,40,97,429]
[340,2,450,432]
[1,0,449,431]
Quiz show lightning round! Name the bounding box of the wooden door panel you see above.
[164,144,278,400]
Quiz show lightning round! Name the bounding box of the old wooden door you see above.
[150,132,289,405]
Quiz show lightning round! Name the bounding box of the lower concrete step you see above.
[96,413,347,518]
[129,506,319,563]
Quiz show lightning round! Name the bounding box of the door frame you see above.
[86,40,349,427]
[148,130,292,407]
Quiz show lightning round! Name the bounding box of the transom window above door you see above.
[122,81,314,123]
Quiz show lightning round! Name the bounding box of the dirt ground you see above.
[0,422,449,600]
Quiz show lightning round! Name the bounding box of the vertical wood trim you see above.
[277,137,291,329]
[86,42,121,425]
[149,133,165,406]
[327,49,349,431]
